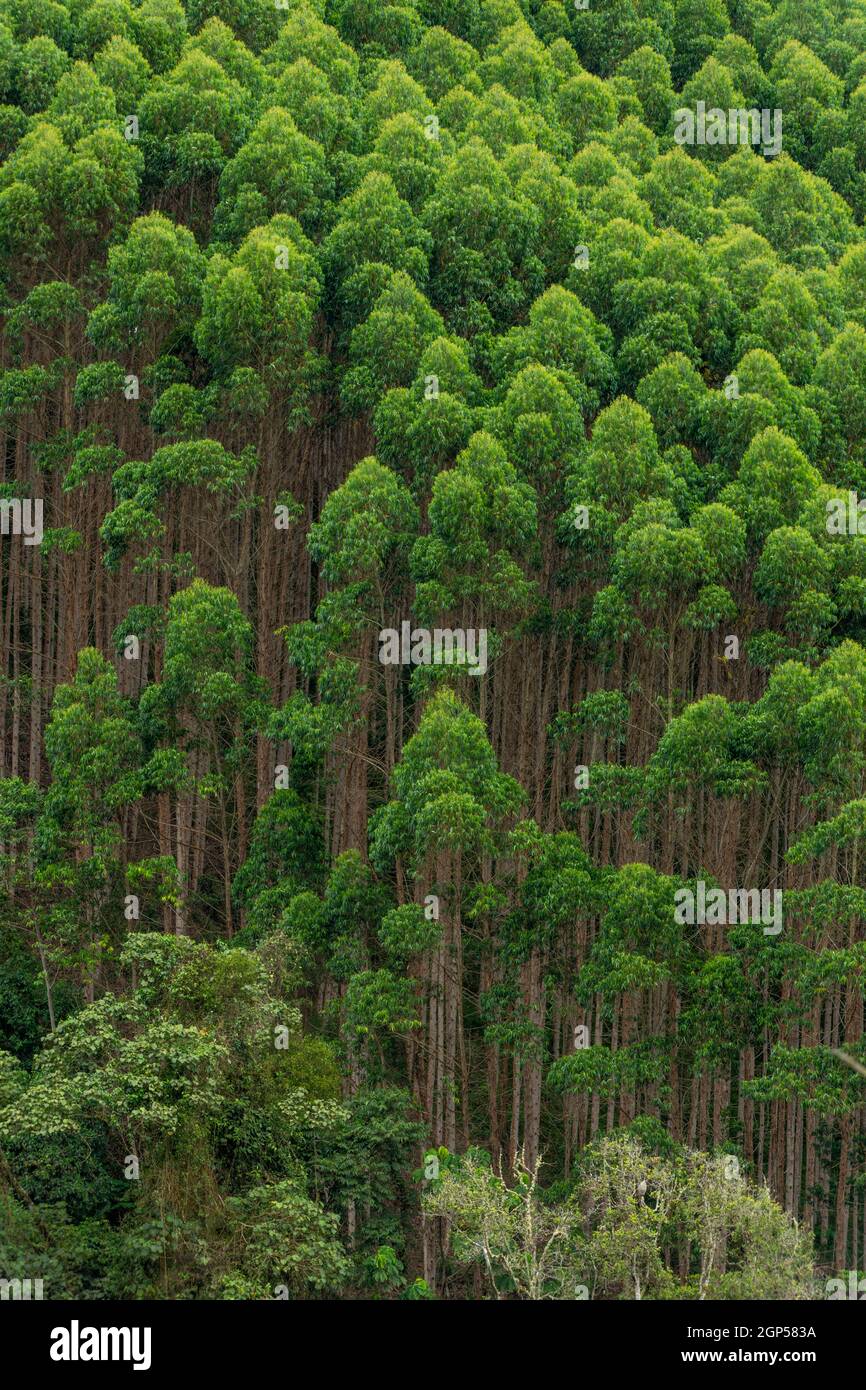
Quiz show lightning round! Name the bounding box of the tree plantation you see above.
[2,0,866,1303]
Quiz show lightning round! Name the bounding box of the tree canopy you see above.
[1,0,866,1303]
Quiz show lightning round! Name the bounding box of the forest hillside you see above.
[1,0,866,1301]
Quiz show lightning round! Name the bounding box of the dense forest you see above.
[1,0,866,1303]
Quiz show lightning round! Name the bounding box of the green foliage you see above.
[0,0,863,1305]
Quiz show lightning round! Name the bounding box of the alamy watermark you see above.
[378,622,488,676]
[0,1276,43,1299]
[0,498,42,545]
[50,1322,151,1371]
[826,492,866,535]
[674,881,782,935]
[673,102,782,158]
[826,1271,866,1299]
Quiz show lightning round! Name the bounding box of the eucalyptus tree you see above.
[137,579,262,935]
